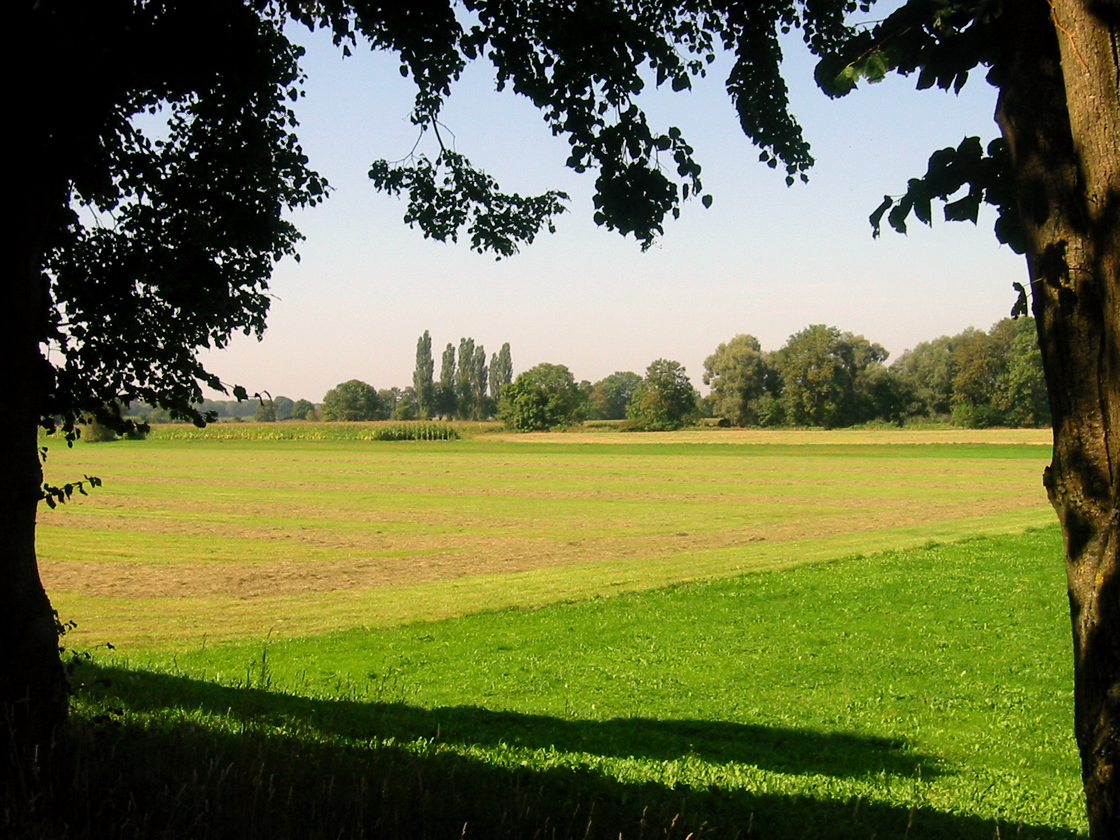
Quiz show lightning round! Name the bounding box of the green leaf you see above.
[944,193,982,224]
[914,193,933,226]
[1011,282,1029,319]
[862,51,889,84]
[869,196,893,238]
[888,198,912,234]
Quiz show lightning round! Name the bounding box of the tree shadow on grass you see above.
[84,662,935,780]
[29,662,1084,840]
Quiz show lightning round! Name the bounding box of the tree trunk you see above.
[996,1,1120,835]
[2,143,70,767]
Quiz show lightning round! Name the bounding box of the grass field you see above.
[39,424,1053,649]
[21,425,1083,839]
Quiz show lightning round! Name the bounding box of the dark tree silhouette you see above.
[7,2,1117,832]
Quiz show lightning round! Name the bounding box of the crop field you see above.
[27,425,1084,839]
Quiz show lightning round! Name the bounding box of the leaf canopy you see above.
[28,0,1010,435]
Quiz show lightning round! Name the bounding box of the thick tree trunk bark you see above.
[2,154,70,766]
[996,1,1120,835]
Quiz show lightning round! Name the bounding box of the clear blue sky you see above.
[201,16,1026,403]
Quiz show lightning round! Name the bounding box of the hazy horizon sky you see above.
[199,17,1028,403]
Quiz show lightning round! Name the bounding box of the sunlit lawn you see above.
[71,527,1081,838]
[39,425,1053,649]
[22,425,1082,838]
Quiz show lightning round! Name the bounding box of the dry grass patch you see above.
[486,427,1053,445]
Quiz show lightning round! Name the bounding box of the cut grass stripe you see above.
[52,506,1054,649]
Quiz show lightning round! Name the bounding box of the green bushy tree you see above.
[273,396,295,421]
[290,399,316,421]
[989,319,1049,428]
[499,363,583,432]
[627,360,699,431]
[773,326,889,428]
[890,330,982,418]
[587,371,642,421]
[391,387,419,420]
[253,401,278,422]
[703,335,774,427]
[377,388,402,418]
[320,380,381,422]
[951,318,1050,428]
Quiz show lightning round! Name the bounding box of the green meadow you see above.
[19,426,1084,839]
[38,425,1053,649]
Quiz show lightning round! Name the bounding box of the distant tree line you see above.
[129,395,317,424]
[498,358,700,432]
[318,381,422,422]
[703,317,1048,429]
[303,332,516,424]
[890,317,1048,428]
[501,316,1048,433]
[129,319,1046,432]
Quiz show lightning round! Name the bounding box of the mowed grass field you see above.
[26,425,1085,839]
[39,424,1054,649]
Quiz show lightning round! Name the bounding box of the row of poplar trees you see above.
[412,331,514,421]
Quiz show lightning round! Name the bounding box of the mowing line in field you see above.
[38,431,1055,649]
[48,506,1052,649]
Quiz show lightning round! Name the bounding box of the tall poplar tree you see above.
[471,345,489,419]
[413,330,435,420]
[436,343,457,420]
[490,343,514,402]
[455,337,476,420]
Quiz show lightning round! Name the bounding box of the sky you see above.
[199,15,1027,403]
